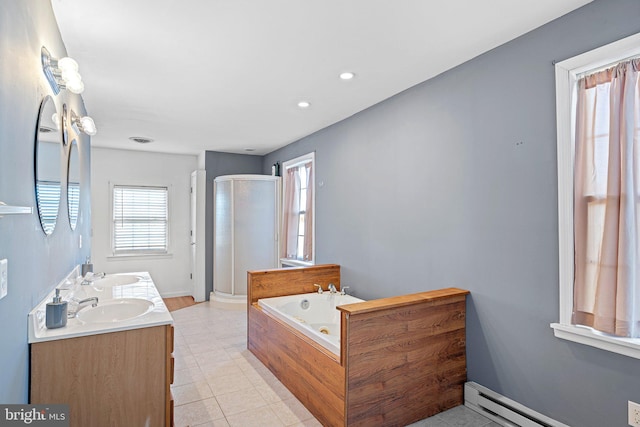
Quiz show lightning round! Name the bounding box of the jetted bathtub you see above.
[258,292,364,355]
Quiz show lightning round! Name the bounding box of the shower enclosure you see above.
[213,175,280,300]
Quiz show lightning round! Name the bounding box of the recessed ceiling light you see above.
[297,101,311,108]
[339,72,355,80]
[244,148,256,152]
[129,136,154,144]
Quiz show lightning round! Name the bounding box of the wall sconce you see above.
[41,47,85,95]
[70,110,97,136]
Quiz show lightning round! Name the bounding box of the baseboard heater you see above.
[465,382,569,427]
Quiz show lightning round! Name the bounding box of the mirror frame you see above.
[67,139,80,230]
[34,95,63,236]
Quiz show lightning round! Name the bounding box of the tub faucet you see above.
[340,286,350,296]
[313,284,323,294]
[328,283,337,294]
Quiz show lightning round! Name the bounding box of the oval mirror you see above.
[35,96,62,235]
[67,139,80,230]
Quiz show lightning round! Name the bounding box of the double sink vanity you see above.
[28,270,175,427]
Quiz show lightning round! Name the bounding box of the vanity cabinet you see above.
[30,324,174,427]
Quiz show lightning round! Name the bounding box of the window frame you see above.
[110,182,171,258]
[551,32,640,359]
[280,152,315,267]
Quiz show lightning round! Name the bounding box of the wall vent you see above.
[465,382,569,427]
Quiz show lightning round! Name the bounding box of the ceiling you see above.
[51,0,592,156]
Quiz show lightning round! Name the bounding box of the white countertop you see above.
[28,272,174,343]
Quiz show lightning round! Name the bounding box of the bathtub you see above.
[258,292,364,355]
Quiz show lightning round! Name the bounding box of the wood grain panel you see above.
[337,288,468,316]
[31,326,169,427]
[248,305,345,426]
[247,266,470,427]
[166,325,175,426]
[247,264,340,304]
[344,291,469,427]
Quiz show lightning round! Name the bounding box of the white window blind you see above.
[68,181,80,225]
[36,180,61,235]
[113,185,168,254]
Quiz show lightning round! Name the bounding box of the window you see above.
[281,153,315,265]
[112,185,168,255]
[552,32,640,359]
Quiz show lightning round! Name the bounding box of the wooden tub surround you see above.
[247,264,470,427]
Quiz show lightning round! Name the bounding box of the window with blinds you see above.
[112,185,168,254]
[36,180,61,235]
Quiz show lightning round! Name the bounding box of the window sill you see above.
[108,253,173,261]
[550,323,640,360]
[280,258,314,268]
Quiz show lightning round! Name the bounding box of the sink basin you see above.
[76,298,154,323]
[91,274,142,287]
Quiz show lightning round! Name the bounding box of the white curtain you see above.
[573,58,640,337]
[282,166,301,259]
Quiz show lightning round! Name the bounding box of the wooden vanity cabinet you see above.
[30,324,174,427]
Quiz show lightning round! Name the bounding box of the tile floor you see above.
[170,300,498,427]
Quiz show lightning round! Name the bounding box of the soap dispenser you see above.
[81,256,93,276]
[46,289,67,329]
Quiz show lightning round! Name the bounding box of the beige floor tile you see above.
[173,397,224,427]
[288,419,324,427]
[194,348,233,365]
[173,365,203,387]
[206,372,254,396]
[270,398,315,425]
[215,387,269,417]
[253,378,296,404]
[174,353,198,370]
[199,359,242,379]
[194,419,230,427]
[172,381,213,406]
[225,405,285,427]
[224,344,248,360]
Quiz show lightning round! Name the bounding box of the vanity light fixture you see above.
[339,71,355,80]
[70,110,97,136]
[41,47,85,95]
[297,101,311,108]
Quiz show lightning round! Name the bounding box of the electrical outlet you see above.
[629,401,640,427]
[0,259,7,300]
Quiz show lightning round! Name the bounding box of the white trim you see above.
[279,258,313,268]
[107,253,173,261]
[551,323,640,360]
[0,204,32,215]
[553,32,640,358]
[281,152,316,265]
[465,382,569,427]
[109,181,172,256]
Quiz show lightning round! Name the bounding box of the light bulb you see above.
[61,69,81,84]
[297,101,310,108]
[51,113,60,129]
[339,72,355,80]
[80,116,97,135]
[66,79,85,94]
[57,57,79,73]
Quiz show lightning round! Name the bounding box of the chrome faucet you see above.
[313,284,323,294]
[68,297,99,317]
[340,286,350,296]
[328,283,337,294]
[81,272,105,285]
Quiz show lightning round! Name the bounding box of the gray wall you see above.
[263,1,640,425]
[205,151,262,297]
[0,1,91,403]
